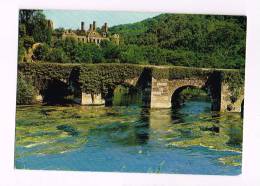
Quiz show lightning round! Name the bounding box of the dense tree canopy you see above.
[18,10,53,62]
[109,14,246,69]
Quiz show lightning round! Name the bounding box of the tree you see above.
[19,9,52,44]
[31,12,52,44]
[46,48,69,63]
[73,44,92,63]
[109,13,246,68]
[18,41,26,62]
[33,44,49,61]
[19,24,26,37]
[100,40,121,62]
[120,45,147,64]
[22,35,35,50]
[86,44,104,63]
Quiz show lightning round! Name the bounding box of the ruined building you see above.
[61,21,120,45]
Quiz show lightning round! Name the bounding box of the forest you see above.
[18,10,246,69]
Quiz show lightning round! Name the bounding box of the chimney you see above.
[47,20,53,29]
[81,21,85,31]
[93,21,96,31]
[104,22,108,32]
[89,24,93,31]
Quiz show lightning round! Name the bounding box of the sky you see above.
[43,10,161,29]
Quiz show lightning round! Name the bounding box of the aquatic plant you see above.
[56,125,79,136]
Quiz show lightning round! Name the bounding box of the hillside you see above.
[109,13,246,69]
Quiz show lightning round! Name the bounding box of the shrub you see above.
[18,41,26,62]
[16,73,37,105]
[47,48,69,63]
[33,44,49,61]
[22,35,35,50]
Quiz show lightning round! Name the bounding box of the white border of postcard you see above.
[1,0,260,186]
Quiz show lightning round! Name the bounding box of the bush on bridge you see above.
[18,62,80,90]
[78,63,144,94]
[220,70,245,102]
[18,62,144,95]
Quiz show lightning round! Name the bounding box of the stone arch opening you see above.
[40,79,73,105]
[171,85,211,113]
[105,83,142,107]
[104,69,152,107]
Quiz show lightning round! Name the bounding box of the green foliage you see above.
[18,9,52,63]
[180,87,208,99]
[33,44,50,61]
[18,62,77,86]
[46,48,69,63]
[52,38,105,64]
[120,45,147,64]
[31,12,52,43]
[18,62,144,95]
[78,63,144,93]
[19,10,52,44]
[18,62,244,99]
[17,72,37,105]
[56,125,79,136]
[17,11,246,69]
[19,24,26,37]
[221,70,244,101]
[53,28,65,38]
[110,14,246,68]
[22,35,35,50]
[18,40,26,62]
[100,40,121,61]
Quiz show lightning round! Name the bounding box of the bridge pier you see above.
[220,83,244,112]
[75,92,105,105]
[150,78,171,108]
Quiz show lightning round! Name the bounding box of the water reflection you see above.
[135,109,150,144]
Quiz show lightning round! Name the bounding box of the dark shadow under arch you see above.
[41,79,73,105]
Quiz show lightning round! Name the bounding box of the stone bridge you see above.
[77,66,244,113]
[18,63,244,113]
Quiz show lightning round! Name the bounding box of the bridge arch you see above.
[39,78,73,104]
[171,85,209,109]
[104,80,141,106]
[103,68,152,107]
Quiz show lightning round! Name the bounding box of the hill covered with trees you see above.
[18,10,246,69]
[109,13,246,69]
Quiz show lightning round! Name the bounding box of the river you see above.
[15,95,243,175]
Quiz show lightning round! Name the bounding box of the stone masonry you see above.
[150,77,243,112]
[80,92,105,105]
[150,78,207,108]
[150,78,171,108]
[220,83,244,112]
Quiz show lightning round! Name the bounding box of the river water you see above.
[15,96,243,175]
